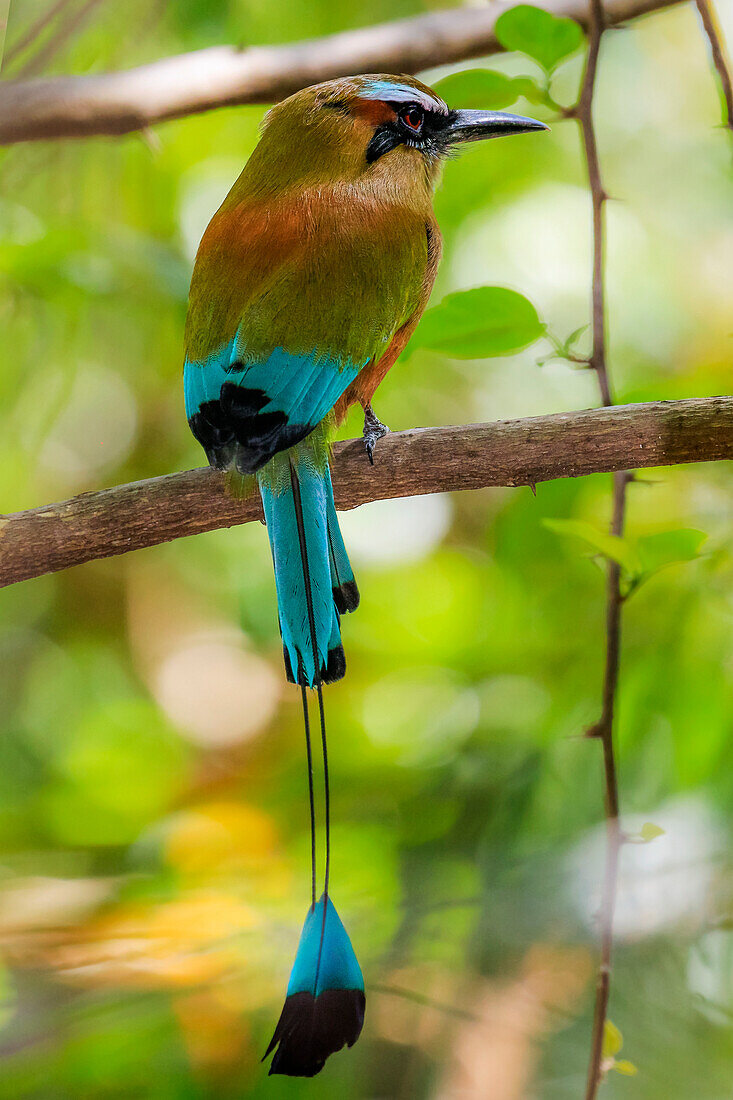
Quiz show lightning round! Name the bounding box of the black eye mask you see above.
[365,103,454,164]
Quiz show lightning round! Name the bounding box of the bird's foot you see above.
[362,404,389,465]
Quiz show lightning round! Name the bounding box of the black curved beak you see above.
[444,109,549,145]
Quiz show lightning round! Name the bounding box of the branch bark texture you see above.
[0,0,684,144]
[0,397,731,588]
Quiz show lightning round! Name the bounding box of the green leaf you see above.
[410,287,544,359]
[539,323,590,367]
[511,76,551,106]
[433,69,553,115]
[602,1020,623,1059]
[543,519,640,575]
[495,4,585,72]
[614,1060,638,1076]
[639,822,665,841]
[636,529,707,575]
[565,324,589,349]
[432,69,520,110]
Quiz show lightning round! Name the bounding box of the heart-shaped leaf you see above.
[495,4,585,72]
[410,286,544,359]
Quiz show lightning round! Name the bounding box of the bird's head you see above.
[241,73,547,197]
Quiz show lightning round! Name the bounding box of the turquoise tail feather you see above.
[286,895,364,997]
[325,476,360,615]
[264,896,365,1077]
[259,452,355,687]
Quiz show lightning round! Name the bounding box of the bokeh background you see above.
[2,0,733,1096]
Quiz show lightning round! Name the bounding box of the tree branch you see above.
[574,0,611,404]
[694,0,733,135]
[583,475,627,1100]
[0,0,685,145]
[0,397,731,588]
[574,0,625,1094]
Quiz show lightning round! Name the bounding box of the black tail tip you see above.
[323,644,346,683]
[283,645,346,686]
[264,989,366,1077]
[333,579,360,615]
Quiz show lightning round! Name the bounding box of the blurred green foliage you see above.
[1,0,732,1097]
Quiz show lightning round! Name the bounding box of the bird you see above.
[183,73,546,1077]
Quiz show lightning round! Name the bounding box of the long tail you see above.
[261,451,366,1076]
[258,448,358,686]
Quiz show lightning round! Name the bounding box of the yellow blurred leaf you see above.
[165,801,279,874]
[602,1019,623,1058]
[614,1059,639,1076]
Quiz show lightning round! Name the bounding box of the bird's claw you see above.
[362,404,389,465]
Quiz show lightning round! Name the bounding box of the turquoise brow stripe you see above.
[360,81,447,113]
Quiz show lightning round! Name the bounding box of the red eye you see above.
[400,105,424,133]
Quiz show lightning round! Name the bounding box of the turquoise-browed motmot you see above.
[184,73,545,1077]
